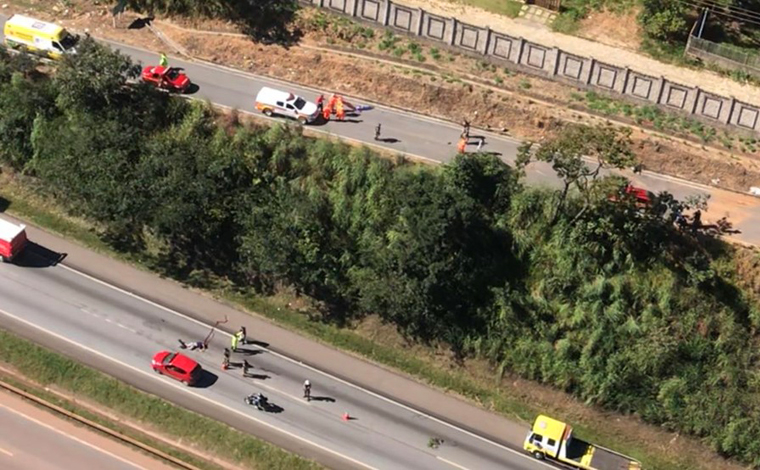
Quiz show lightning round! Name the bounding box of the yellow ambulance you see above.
[3,14,79,60]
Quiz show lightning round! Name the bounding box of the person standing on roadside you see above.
[462,119,470,139]
[374,123,382,141]
[231,332,239,352]
[159,52,168,67]
[457,135,467,154]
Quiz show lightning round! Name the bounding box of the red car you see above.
[151,351,202,385]
[609,184,654,208]
[141,66,191,93]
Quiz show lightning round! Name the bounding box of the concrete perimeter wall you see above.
[302,0,760,134]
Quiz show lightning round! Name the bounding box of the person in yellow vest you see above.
[231,332,239,352]
[159,52,168,67]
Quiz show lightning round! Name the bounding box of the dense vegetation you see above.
[2,40,760,466]
[123,0,300,43]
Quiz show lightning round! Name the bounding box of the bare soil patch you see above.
[578,8,642,51]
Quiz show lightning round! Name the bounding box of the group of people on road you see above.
[181,324,315,404]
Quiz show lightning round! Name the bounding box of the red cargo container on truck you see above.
[0,218,28,262]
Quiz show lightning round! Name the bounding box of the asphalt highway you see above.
[0,256,551,470]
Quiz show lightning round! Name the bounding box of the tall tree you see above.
[516,123,635,224]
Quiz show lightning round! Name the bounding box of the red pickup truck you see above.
[0,218,28,262]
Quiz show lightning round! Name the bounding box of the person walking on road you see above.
[237,326,247,345]
[462,119,470,139]
[242,360,251,377]
[159,52,168,67]
[303,379,312,401]
[477,136,485,152]
[316,94,324,114]
[231,332,239,352]
[374,123,382,141]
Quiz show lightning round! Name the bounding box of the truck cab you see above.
[525,415,641,470]
[0,218,28,262]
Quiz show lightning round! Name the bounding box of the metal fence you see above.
[686,34,760,78]
[302,0,760,134]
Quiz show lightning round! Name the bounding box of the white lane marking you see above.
[0,404,144,469]
[0,446,13,457]
[0,307,378,470]
[437,456,470,470]
[57,265,557,469]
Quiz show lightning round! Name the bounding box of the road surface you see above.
[0,389,175,470]
[0,249,552,470]
[0,13,757,245]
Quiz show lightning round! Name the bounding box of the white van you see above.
[254,87,319,124]
[3,14,79,60]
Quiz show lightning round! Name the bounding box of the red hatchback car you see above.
[141,66,191,93]
[152,351,202,386]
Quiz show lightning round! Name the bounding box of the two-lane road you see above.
[0,256,551,470]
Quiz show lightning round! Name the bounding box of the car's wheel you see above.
[182,380,190,386]
[263,108,273,117]
[153,367,162,374]
[532,451,545,460]
[297,116,307,125]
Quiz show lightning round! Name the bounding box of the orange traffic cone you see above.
[342,411,351,421]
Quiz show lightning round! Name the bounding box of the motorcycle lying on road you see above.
[244,392,268,411]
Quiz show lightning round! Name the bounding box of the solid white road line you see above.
[56,263,556,469]
[0,306,378,470]
[0,405,145,469]
[437,456,470,470]
[0,446,13,457]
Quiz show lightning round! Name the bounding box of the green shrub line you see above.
[1,36,759,470]
[0,328,321,470]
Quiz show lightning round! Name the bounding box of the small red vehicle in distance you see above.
[141,65,191,93]
[0,218,28,263]
[609,184,654,208]
[151,351,202,386]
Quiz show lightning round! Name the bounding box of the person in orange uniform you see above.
[335,97,345,121]
[457,134,467,153]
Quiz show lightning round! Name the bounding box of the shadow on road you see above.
[262,401,284,413]
[235,347,263,356]
[244,373,271,380]
[311,396,336,403]
[377,137,401,144]
[184,83,201,95]
[194,370,219,388]
[13,242,67,268]
[248,340,270,348]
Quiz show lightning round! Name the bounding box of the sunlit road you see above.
[0,389,175,470]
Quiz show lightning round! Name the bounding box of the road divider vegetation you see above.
[1,37,759,468]
[0,328,321,470]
